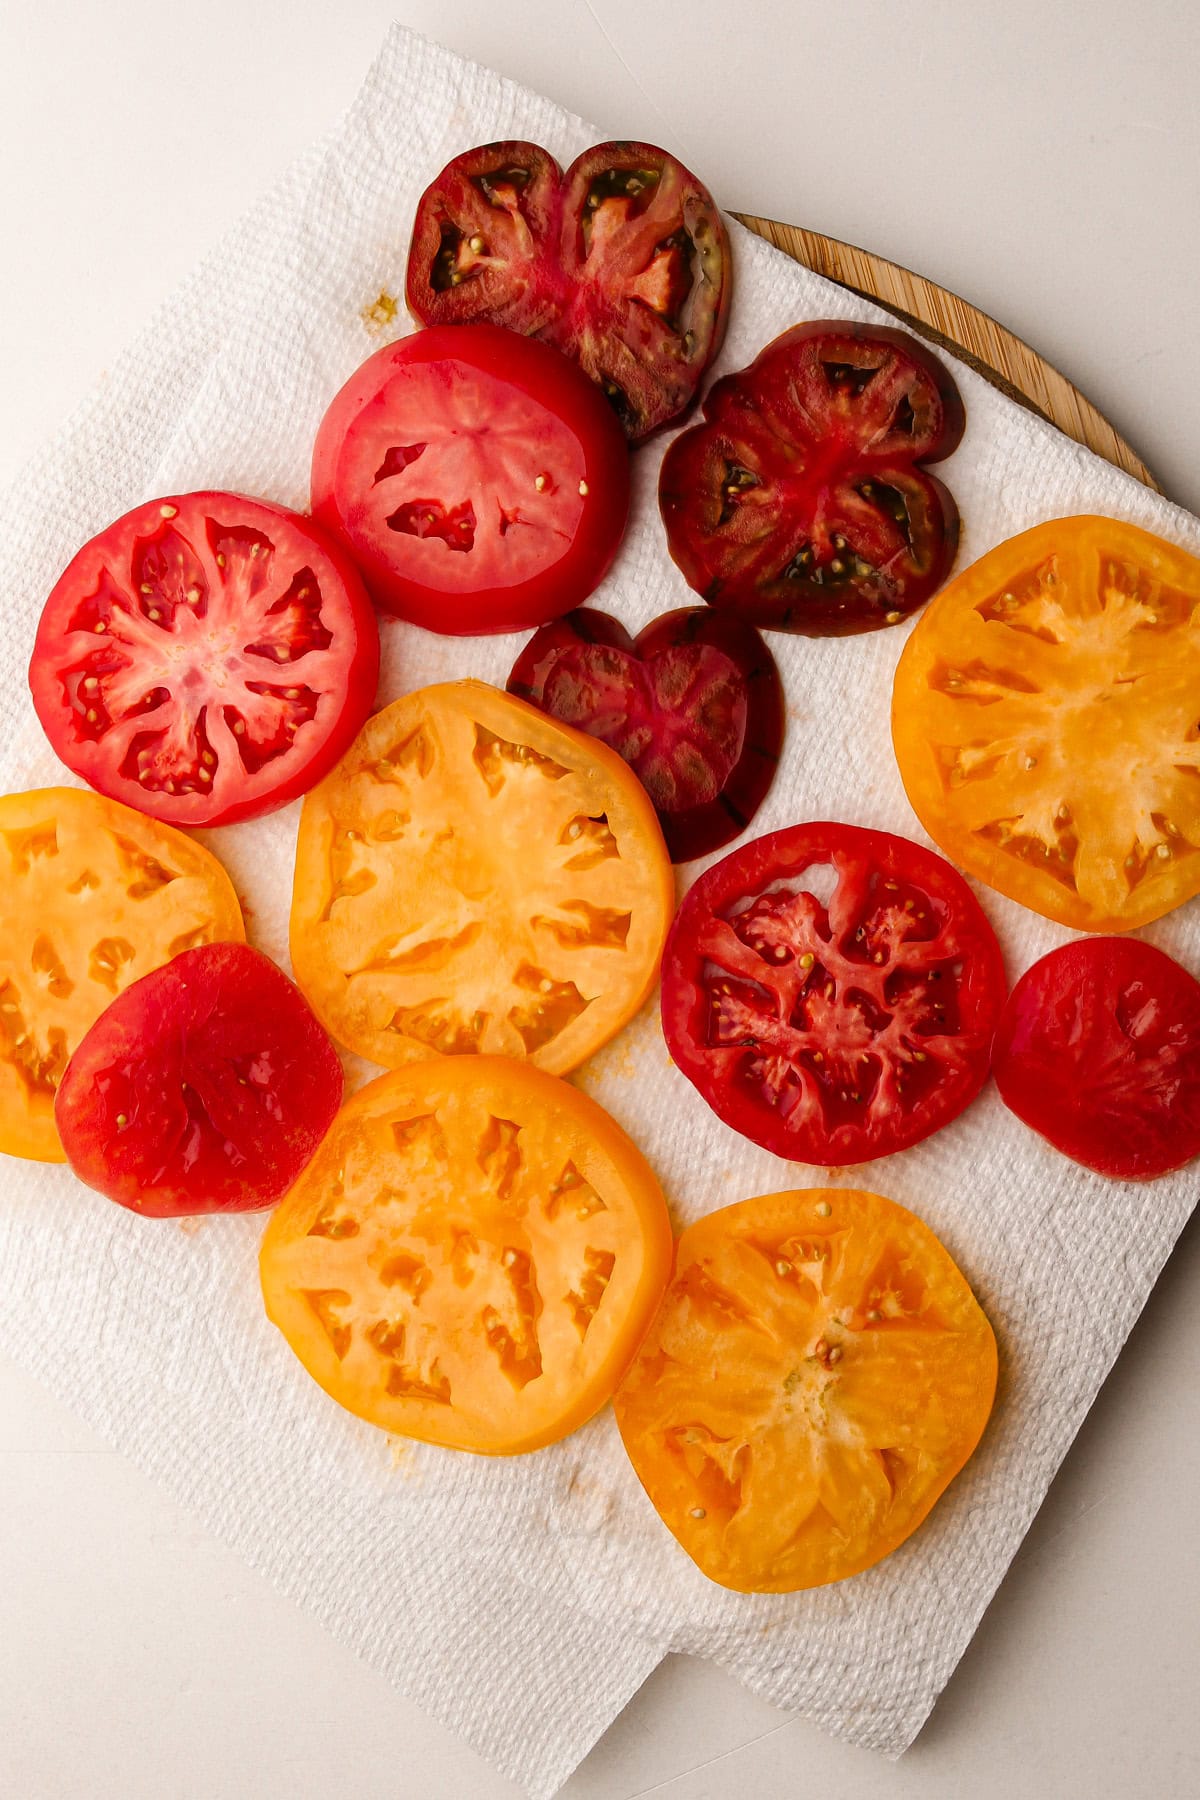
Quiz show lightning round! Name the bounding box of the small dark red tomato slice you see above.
[661,822,1006,1165]
[406,140,730,442]
[28,493,379,828]
[508,606,784,861]
[659,321,964,636]
[54,943,344,1217]
[311,325,629,634]
[993,937,1200,1180]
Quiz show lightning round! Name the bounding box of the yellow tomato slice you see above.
[892,516,1200,930]
[0,787,244,1161]
[613,1187,996,1591]
[290,680,673,1073]
[260,1057,673,1454]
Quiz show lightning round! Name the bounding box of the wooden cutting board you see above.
[735,215,1159,493]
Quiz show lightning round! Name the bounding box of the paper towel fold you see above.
[2,24,1200,1798]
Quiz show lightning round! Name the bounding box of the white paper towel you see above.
[2,24,1199,1798]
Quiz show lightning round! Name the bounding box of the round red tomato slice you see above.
[29,493,379,828]
[507,605,783,861]
[54,942,344,1217]
[659,322,964,635]
[405,140,731,442]
[661,822,1006,1165]
[992,937,1200,1180]
[311,325,630,634]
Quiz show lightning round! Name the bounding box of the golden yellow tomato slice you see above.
[613,1187,996,1591]
[0,787,244,1161]
[260,1057,673,1454]
[892,516,1200,931]
[290,679,674,1073]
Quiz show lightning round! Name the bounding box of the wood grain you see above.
[735,214,1160,493]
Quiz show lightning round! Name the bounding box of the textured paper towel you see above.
[2,23,1199,1798]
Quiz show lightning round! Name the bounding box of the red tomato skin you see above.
[310,325,630,634]
[54,943,344,1217]
[993,937,1200,1180]
[28,493,380,829]
[660,821,1007,1165]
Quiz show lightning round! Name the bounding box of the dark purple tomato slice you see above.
[993,936,1200,1180]
[405,139,731,442]
[54,942,344,1217]
[508,605,784,861]
[659,321,965,635]
[660,822,1007,1165]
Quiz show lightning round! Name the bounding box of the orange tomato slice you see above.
[0,787,244,1162]
[892,516,1200,931]
[613,1187,996,1591]
[259,1056,673,1454]
[290,680,674,1074]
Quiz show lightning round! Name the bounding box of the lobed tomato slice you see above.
[29,493,379,828]
[311,325,629,634]
[290,680,673,1075]
[55,943,343,1216]
[992,937,1200,1180]
[659,322,964,635]
[405,140,731,442]
[613,1186,997,1591]
[660,822,1006,1165]
[507,605,784,861]
[259,1057,673,1454]
[892,516,1200,932]
[0,787,244,1162]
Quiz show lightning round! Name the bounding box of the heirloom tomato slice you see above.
[659,321,964,634]
[507,605,784,861]
[29,493,379,828]
[55,943,343,1216]
[660,822,1006,1165]
[613,1186,997,1591]
[310,325,629,633]
[0,787,244,1162]
[290,681,673,1075]
[993,937,1200,1180]
[260,1056,672,1454]
[892,517,1200,931]
[405,139,730,442]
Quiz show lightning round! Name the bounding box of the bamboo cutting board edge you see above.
[735,214,1160,494]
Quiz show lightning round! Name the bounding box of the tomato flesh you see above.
[29,493,379,828]
[659,322,964,634]
[660,822,1006,1165]
[290,680,673,1075]
[54,943,343,1216]
[260,1057,673,1454]
[311,326,630,634]
[405,140,731,442]
[613,1186,997,1590]
[992,937,1200,1179]
[507,606,784,861]
[893,516,1200,932]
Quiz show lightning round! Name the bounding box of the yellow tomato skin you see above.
[260,1057,673,1456]
[892,516,1200,932]
[0,787,244,1162]
[290,680,674,1075]
[614,1187,997,1592]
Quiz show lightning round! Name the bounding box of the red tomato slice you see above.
[54,942,343,1216]
[661,822,1006,1165]
[311,325,630,634]
[405,140,731,442]
[659,322,964,635]
[507,605,784,861]
[29,493,379,828]
[992,937,1200,1180]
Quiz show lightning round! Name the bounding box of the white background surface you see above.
[1,3,1198,1796]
